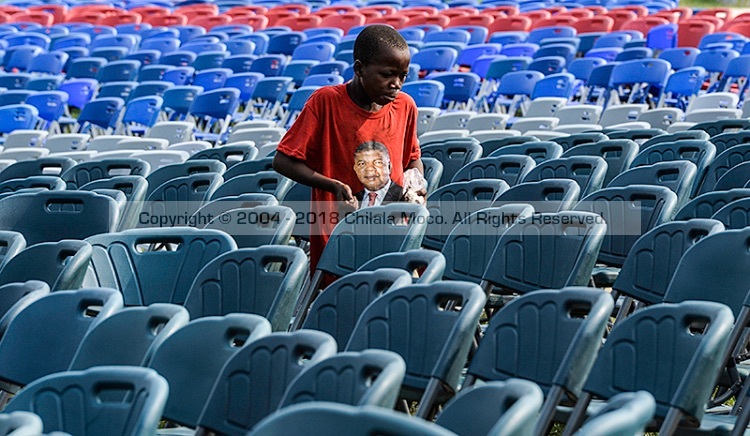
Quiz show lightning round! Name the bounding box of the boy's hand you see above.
[332,180,358,209]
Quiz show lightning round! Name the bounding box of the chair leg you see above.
[535,385,565,436]
[290,270,322,330]
[561,392,592,436]
[659,408,685,436]
[613,296,634,326]
[415,379,444,420]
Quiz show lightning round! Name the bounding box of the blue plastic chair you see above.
[717,54,750,99]
[451,25,490,45]
[226,39,256,55]
[221,54,257,74]
[251,77,293,120]
[190,87,240,143]
[161,66,195,86]
[501,42,539,57]
[411,47,459,74]
[64,57,107,80]
[308,60,348,76]
[193,51,229,71]
[249,54,288,77]
[401,80,445,107]
[489,69,544,113]
[292,41,335,62]
[88,46,130,64]
[148,314,271,428]
[27,51,67,75]
[647,23,677,50]
[76,97,124,134]
[615,46,654,61]
[694,48,739,77]
[0,104,37,135]
[26,75,63,91]
[198,330,337,434]
[528,25,576,44]
[118,96,163,135]
[140,37,180,54]
[427,72,481,110]
[192,67,232,92]
[658,47,700,70]
[161,85,202,120]
[530,72,575,99]
[282,59,318,87]
[534,42,576,63]
[236,32,269,55]
[4,366,168,436]
[267,31,307,56]
[608,58,671,106]
[91,34,138,52]
[301,73,343,87]
[50,33,91,50]
[4,32,49,50]
[0,288,123,390]
[158,50,197,67]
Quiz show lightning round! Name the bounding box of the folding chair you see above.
[4,367,168,435]
[523,156,608,197]
[675,189,750,220]
[346,281,485,419]
[148,314,271,428]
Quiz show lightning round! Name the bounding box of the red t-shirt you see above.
[276,83,421,271]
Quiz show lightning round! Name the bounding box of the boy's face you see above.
[354,149,391,192]
[354,46,411,106]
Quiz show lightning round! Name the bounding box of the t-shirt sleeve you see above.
[276,91,322,163]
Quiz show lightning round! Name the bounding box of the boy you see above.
[273,25,424,271]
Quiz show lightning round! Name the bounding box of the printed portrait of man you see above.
[353,141,404,209]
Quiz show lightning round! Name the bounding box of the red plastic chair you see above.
[666,7,693,20]
[368,15,409,28]
[315,5,359,15]
[0,12,11,23]
[612,5,648,17]
[227,6,267,16]
[521,10,552,22]
[652,11,680,24]
[0,6,22,16]
[11,11,54,27]
[67,11,104,24]
[237,15,268,30]
[677,19,716,47]
[621,16,669,35]
[488,15,532,33]
[99,12,142,26]
[603,9,637,30]
[130,6,169,21]
[27,4,67,24]
[584,6,608,15]
[483,5,519,17]
[532,15,578,29]
[689,15,724,30]
[440,9,472,20]
[269,4,311,15]
[175,3,219,16]
[696,7,734,22]
[559,9,595,20]
[360,6,397,16]
[276,14,322,31]
[182,9,217,23]
[543,6,567,15]
[191,15,231,30]
[320,12,366,33]
[573,16,614,33]
[407,14,450,28]
[264,10,299,27]
[401,6,439,16]
[448,14,494,28]
[723,21,750,38]
[145,13,188,27]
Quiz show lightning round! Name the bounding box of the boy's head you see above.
[354,141,392,192]
[353,24,409,66]
[352,25,411,107]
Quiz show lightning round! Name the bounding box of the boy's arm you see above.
[406,158,424,174]
[273,151,357,206]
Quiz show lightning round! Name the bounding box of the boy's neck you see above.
[346,81,383,112]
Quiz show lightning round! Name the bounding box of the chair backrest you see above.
[316,203,429,277]
[613,219,725,305]
[197,330,338,434]
[69,303,190,370]
[608,161,698,209]
[421,140,483,187]
[0,157,76,183]
[488,141,564,164]
[279,349,406,409]
[301,269,412,350]
[435,380,544,436]
[0,288,123,387]
[712,197,750,229]
[346,282,486,402]
[148,314,272,427]
[0,280,48,340]
[0,191,118,246]
[204,204,295,248]
[663,227,750,317]
[698,144,750,195]
[451,155,536,187]
[183,246,307,331]
[139,173,223,226]
[250,402,455,435]
[144,159,225,197]
[562,139,640,186]
[551,132,608,151]
[714,161,750,191]
[85,227,237,305]
[442,205,535,284]
[0,240,92,291]
[481,212,607,294]
[356,250,446,284]
[675,189,750,220]
[492,179,581,214]
[423,179,510,251]
[708,130,750,155]
[62,158,151,189]
[574,391,657,436]
[4,366,168,436]
[574,186,678,267]
[209,171,293,202]
[522,156,608,198]
[630,139,716,196]
[190,144,259,168]
[577,301,733,428]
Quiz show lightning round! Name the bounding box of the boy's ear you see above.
[353,59,363,77]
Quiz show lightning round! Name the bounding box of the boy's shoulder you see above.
[309,83,347,103]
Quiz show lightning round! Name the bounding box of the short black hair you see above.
[355,141,391,164]
[353,25,409,66]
